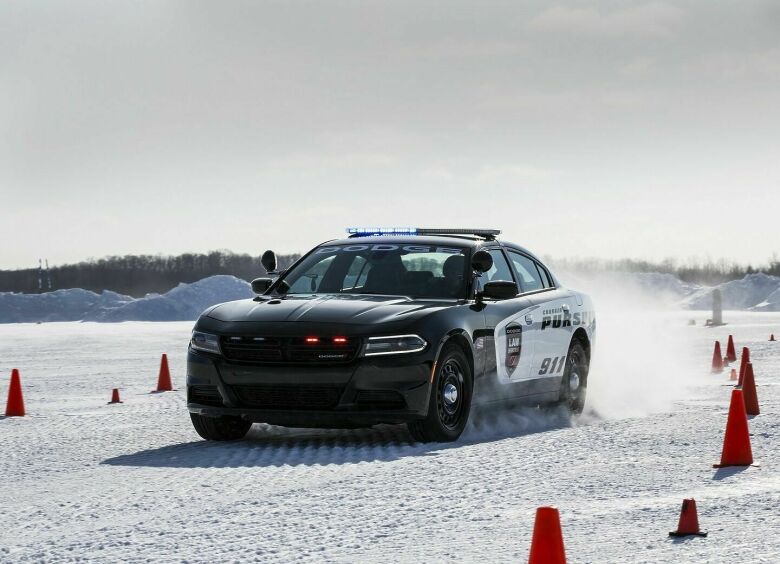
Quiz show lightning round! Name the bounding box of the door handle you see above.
[524,314,534,325]
[561,304,570,312]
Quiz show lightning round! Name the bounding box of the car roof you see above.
[321,235,481,248]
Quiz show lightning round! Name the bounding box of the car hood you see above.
[205,294,451,325]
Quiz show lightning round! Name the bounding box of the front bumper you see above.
[186,348,433,427]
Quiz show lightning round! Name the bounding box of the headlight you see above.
[191,331,221,355]
[364,335,427,356]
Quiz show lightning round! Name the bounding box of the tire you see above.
[190,412,252,441]
[408,344,473,443]
[559,339,589,414]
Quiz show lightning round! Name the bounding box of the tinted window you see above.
[280,243,470,299]
[287,255,336,293]
[537,263,554,288]
[485,249,514,282]
[508,251,544,293]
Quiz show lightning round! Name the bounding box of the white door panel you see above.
[493,302,538,382]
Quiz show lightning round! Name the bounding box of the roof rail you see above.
[346,227,501,240]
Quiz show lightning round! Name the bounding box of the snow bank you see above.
[681,272,780,311]
[0,275,253,323]
[561,270,780,312]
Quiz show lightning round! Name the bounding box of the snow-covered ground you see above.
[1,311,779,562]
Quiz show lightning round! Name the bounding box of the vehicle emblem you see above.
[505,323,522,375]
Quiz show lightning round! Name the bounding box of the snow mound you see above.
[0,275,253,323]
[558,269,780,312]
[681,273,780,311]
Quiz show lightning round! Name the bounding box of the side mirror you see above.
[261,250,277,273]
[471,250,493,273]
[482,280,518,300]
[251,277,273,294]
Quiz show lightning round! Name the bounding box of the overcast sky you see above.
[1,1,779,269]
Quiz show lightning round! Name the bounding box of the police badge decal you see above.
[505,323,522,376]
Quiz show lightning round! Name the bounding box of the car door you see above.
[507,250,575,393]
[480,248,538,398]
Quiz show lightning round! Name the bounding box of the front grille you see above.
[189,385,224,407]
[233,385,342,410]
[221,336,360,365]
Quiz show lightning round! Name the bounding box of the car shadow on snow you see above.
[101,405,587,469]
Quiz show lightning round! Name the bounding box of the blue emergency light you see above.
[346,227,418,236]
[346,227,501,239]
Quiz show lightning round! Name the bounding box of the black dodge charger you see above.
[187,228,595,442]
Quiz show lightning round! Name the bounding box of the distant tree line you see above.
[547,255,780,286]
[2,251,780,296]
[0,251,301,297]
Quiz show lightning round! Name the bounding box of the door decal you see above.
[505,323,522,376]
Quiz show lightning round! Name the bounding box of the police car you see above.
[187,228,595,442]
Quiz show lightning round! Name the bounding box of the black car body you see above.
[187,229,595,442]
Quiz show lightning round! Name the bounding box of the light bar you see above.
[347,227,418,236]
[346,227,500,238]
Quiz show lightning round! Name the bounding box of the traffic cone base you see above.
[714,388,754,467]
[669,499,707,537]
[5,369,25,417]
[528,506,566,564]
[714,461,760,468]
[153,354,173,392]
[108,388,123,404]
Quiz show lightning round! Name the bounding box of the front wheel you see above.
[559,339,589,414]
[407,344,473,443]
[190,412,252,441]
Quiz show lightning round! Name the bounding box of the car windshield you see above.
[278,243,471,299]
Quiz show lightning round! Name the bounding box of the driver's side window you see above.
[287,255,336,293]
[485,249,514,282]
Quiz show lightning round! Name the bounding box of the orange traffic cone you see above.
[738,347,750,386]
[528,506,566,564]
[108,388,123,404]
[4,369,25,417]
[154,354,173,392]
[669,499,707,537]
[711,342,723,373]
[741,363,760,416]
[714,388,753,468]
[729,368,737,381]
[726,335,737,362]
[723,356,730,367]
[770,334,776,342]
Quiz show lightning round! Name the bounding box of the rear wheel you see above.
[190,412,252,441]
[559,339,588,414]
[408,344,473,443]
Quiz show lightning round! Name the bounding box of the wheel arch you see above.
[572,327,591,363]
[435,329,475,376]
